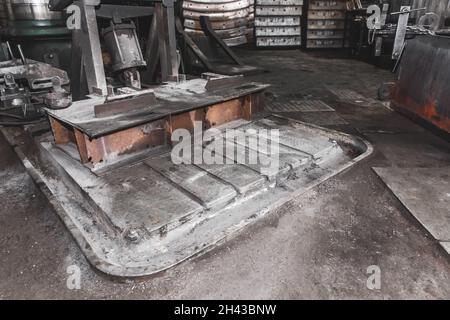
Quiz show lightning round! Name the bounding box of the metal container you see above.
[391,35,450,133]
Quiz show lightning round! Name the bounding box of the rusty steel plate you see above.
[182,0,252,12]
[392,35,450,133]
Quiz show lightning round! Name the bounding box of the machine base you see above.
[46,78,269,173]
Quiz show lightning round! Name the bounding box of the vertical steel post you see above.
[77,0,108,96]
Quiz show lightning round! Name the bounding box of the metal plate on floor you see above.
[266,99,335,112]
[366,133,450,168]
[373,167,450,242]
[328,88,381,106]
[441,242,450,255]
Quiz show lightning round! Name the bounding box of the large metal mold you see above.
[3,115,373,277]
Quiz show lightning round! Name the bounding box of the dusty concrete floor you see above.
[1,49,449,299]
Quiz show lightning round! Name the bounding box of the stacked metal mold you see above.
[255,0,303,47]
[183,0,254,46]
[305,0,348,48]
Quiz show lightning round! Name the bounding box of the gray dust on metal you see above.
[5,115,372,277]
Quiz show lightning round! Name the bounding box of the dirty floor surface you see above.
[1,49,449,299]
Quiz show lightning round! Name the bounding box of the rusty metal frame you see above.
[49,92,265,168]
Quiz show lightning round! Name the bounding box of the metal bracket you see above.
[392,6,410,60]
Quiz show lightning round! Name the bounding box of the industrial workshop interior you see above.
[0,0,449,306]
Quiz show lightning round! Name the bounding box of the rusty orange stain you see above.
[392,83,450,133]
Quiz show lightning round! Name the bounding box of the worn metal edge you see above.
[440,242,450,255]
[11,146,107,273]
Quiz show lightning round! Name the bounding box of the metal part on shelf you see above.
[183,0,254,46]
[306,0,348,49]
[255,0,303,47]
